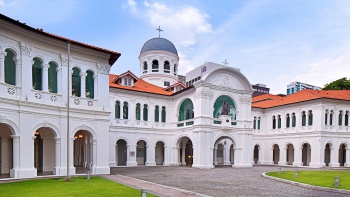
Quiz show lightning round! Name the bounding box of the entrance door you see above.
[117,140,127,166]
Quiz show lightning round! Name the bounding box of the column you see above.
[278,147,287,165]
[128,145,137,166]
[54,137,61,175]
[293,147,302,166]
[0,50,5,83]
[329,147,340,167]
[163,146,169,166]
[69,138,75,175]
[146,144,156,166]
[345,148,350,167]
[15,57,22,87]
[181,146,186,165]
[224,144,231,165]
[258,147,262,164]
[170,63,174,76]
[80,73,86,98]
[92,138,97,173]
[147,61,151,73]
[213,148,217,165]
[93,75,97,99]
[10,135,20,178]
[159,60,164,73]
[126,145,131,166]
[56,66,62,94]
[42,64,49,92]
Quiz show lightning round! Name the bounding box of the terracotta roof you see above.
[0,13,121,66]
[252,90,350,109]
[252,94,282,103]
[109,74,173,96]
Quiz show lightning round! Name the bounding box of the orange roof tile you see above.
[252,94,282,103]
[252,90,350,109]
[0,13,121,66]
[109,74,173,96]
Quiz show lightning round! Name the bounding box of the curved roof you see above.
[140,37,178,56]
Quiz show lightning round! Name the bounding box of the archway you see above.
[136,140,147,165]
[339,144,347,166]
[116,139,127,166]
[324,143,331,166]
[0,124,13,178]
[73,130,92,174]
[34,127,55,175]
[155,141,164,165]
[272,144,280,164]
[213,95,236,121]
[214,136,235,166]
[177,137,193,166]
[302,143,311,166]
[253,145,259,164]
[286,144,294,165]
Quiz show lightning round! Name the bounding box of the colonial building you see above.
[0,13,349,179]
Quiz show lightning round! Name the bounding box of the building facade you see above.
[287,81,322,95]
[0,13,349,180]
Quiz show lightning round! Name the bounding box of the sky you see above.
[1,0,350,94]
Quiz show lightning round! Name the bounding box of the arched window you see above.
[174,64,177,76]
[330,110,334,125]
[115,101,120,119]
[48,62,58,93]
[345,111,349,126]
[161,106,166,122]
[123,102,128,119]
[257,117,261,130]
[136,103,141,120]
[301,111,306,126]
[86,70,94,99]
[72,67,81,97]
[213,95,236,120]
[272,116,276,129]
[286,113,290,128]
[253,117,256,129]
[143,61,148,74]
[4,49,16,85]
[339,110,343,126]
[308,110,313,125]
[277,115,281,128]
[179,98,194,121]
[143,104,148,121]
[292,113,296,127]
[155,105,159,122]
[152,60,159,72]
[164,61,170,73]
[32,57,43,90]
[325,110,328,125]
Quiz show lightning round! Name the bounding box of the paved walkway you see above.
[109,165,350,197]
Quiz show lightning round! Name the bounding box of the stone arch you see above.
[155,138,166,147]
[324,141,334,148]
[203,67,253,91]
[271,142,280,148]
[135,137,149,147]
[4,46,20,57]
[71,125,97,139]
[213,93,237,109]
[176,134,193,147]
[339,141,349,149]
[176,98,194,119]
[85,67,97,75]
[32,122,60,138]
[115,136,130,145]
[0,119,19,136]
[300,141,312,149]
[213,133,237,147]
[284,141,294,148]
[32,55,46,64]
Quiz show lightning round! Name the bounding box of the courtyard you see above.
[109,165,350,197]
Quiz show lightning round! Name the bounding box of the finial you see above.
[223,59,229,66]
[156,26,163,38]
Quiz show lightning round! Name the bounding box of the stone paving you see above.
[109,165,350,197]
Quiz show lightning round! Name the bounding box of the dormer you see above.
[113,70,138,87]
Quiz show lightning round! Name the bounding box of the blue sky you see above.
[1,0,350,94]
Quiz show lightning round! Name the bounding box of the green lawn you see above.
[266,170,350,190]
[0,176,157,197]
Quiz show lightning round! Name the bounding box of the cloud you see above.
[126,1,212,48]
[178,52,194,75]
[0,0,5,6]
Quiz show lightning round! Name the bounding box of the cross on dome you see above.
[156,26,163,37]
[223,59,229,66]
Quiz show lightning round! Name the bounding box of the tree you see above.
[323,77,350,90]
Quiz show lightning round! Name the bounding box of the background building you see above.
[252,84,269,97]
[287,81,321,95]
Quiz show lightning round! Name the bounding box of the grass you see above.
[266,170,350,190]
[0,176,157,197]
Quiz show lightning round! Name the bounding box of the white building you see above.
[287,81,322,95]
[0,13,349,179]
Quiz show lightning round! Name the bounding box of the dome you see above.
[140,37,178,56]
